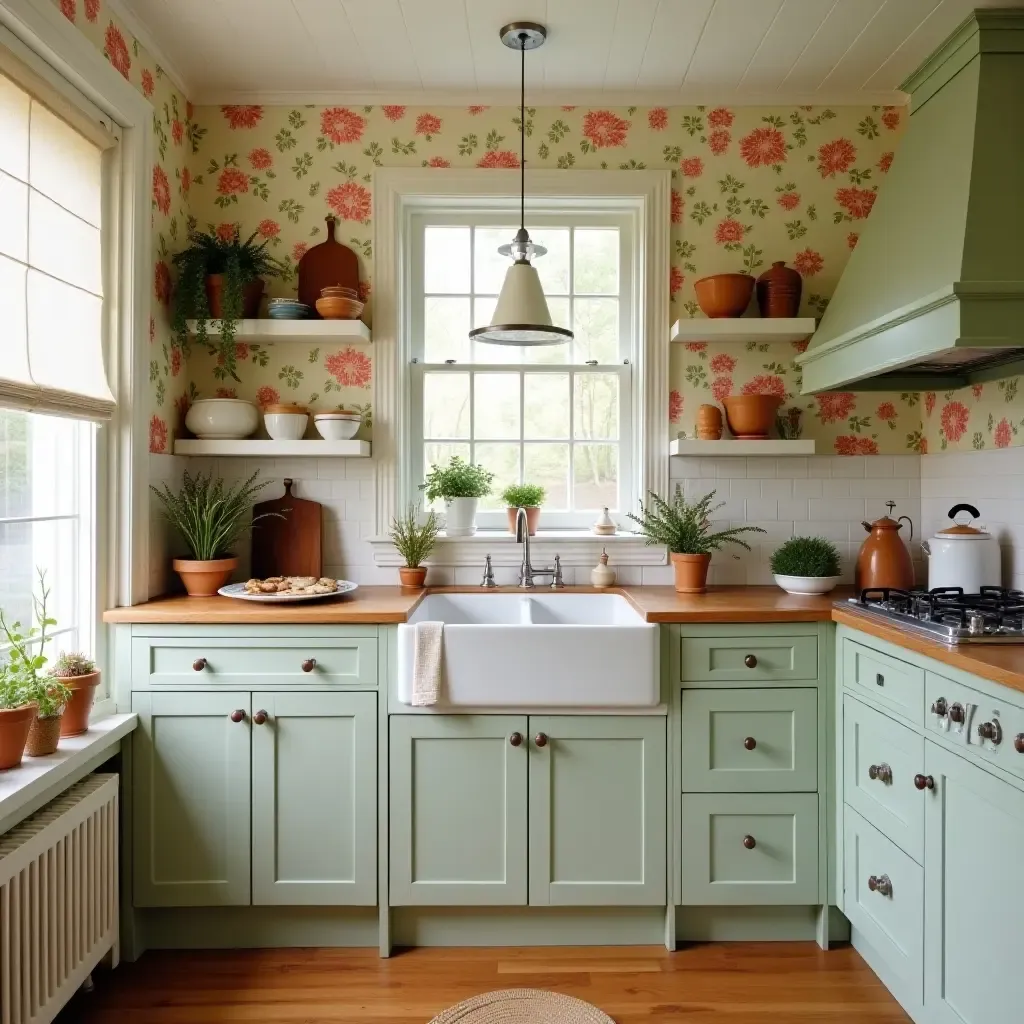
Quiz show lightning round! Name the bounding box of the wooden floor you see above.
[58,944,910,1023]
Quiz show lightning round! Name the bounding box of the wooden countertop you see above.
[620,586,846,623]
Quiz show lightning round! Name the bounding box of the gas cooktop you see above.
[843,586,1024,645]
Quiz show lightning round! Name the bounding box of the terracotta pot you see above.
[173,557,239,597]
[204,275,264,320]
[722,395,784,439]
[0,704,35,771]
[506,506,540,536]
[26,715,62,757]
[696,404,723,441]
[671,553,712,594]
[693,273,754,318]
[59,671,102,737]
[398,566,427,588]
[756,261,802,318]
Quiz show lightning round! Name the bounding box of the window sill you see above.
[369,531,666,567]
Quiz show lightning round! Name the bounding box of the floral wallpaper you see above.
[922,378,1024,453]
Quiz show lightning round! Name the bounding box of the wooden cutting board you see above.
[297,214,360,315]
[250,479,323,579]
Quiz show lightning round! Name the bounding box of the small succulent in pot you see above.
[500,483,546,536]
[49,651,101,738]
[421,457,494,538]
[389,505,440,588]
[770,536,843,595]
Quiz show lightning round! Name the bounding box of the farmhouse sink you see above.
[395,593,658,707]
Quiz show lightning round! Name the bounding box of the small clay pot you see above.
[671,553,712,594]
[204,275,264,320]
[398,566,427,588]
[693,274,754,318]
[59,671,102,737]
[173,557,239,597]
[696,404,723,440]
[0,704,35,771]
[756,261,802,318]
[26,715,62,757]
[722,395,784,439]
[507,506,540,536]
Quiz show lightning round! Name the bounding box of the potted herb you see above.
[389,505,440,588]
[771,537,842,595]
[171,228,285,381]
[501,483,546,536]
[49,652,101,737]
[0,651,35,771]
[150,469,279,596]
[628,487,765,594]
[421,457,494,538]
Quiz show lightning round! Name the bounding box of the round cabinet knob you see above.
[301,658,316,673]
[743,736,757,750]
[509,732,523,747]
[742,835,756,849]
[1015,734,1024,754]
[534,733,548,748]
[978,719,1003,745]
[192,658,207,672]
[949,703,966,724]
[253,710,268,725]
[229,709,245,723]
[744,654,758,669]
[913,774,935,791]
[931,697,948,717]
[868,763,892,784]
[867,874,893,897]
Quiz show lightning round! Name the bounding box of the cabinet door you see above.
[925,742,1024,1024]
[132,691,251,907]
[528,716,666,906]
[389,715,528,906]
[251,691,377,906]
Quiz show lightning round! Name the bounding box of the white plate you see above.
[218,581,358,602]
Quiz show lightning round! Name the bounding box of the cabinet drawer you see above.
[681,688,817,793]
[844,805,923,1015]
[680,635,818,685]
[680,792,818,905]
[843,639,924,725]
[132,636,377,689]
[844,696,925,862]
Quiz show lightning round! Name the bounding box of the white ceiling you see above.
[115,0,1024,106]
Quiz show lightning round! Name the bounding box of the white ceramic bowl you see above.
[185,398,258,440]
[314,414,360,441]
[773,573,842,596]
[264,411,309,440]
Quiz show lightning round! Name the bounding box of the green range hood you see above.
[797,10,1024,394]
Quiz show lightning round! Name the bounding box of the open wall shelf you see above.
[670,318,815,345]
[173,439,370,457]
[670,438,816,456]
[187,319,370,344]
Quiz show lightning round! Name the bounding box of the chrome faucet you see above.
[515,507,564,588]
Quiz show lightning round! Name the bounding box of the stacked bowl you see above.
[314,410,362,440]
[315,286,364,320]
[268,297,311,320]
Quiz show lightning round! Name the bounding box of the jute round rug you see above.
[428,988,615,1023]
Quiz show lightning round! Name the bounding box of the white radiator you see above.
[0,774,119,1024]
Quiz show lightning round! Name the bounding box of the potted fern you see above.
[171,228,284,381]
[150,469,279,596]
[628,487,765,594]
[501,483,546,536]
[421,457,494,537]
[771,537,842,595]
[49,652,101,737]
[389,505,440,588]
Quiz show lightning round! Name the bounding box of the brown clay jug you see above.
[696,403,723,440]
[856,502,915,592]
[756,261,802,318]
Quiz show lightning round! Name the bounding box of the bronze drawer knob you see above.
[534,733,548,748]
[948,703,966,724]
[867,874,893,897]
[744,654,758,669]
[253,710,268,725]
[509,732,523,747]
[229,709,245,723]
[978,719,1003,744]
[301,658,317,673]
[931,697,948,717]
[913,774,934,791]
[193,658,207,672]
[868,763,893,784]
[742,834,756,849]
[743,736,756,750]
[1015,734,1024,754]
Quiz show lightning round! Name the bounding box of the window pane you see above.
[30,191,102,295]
[0,73,30,181]
[424,296,470,362]
[0,171,28,261]
[423,372,470,439]
[0,255,29,385]
[524,443,569,511]
[472,296,517,364]
[30,103,102,227]
[474,442,519,510]
[473,227,517,293]
[574,373,619,440]
[424,227,470,293]
[0,411,80,519]
[533,228,569,294]
[574,444,618,511]
[524,374,569,438]
[474,373,519,439]
[573,298,619,364]
[574,228,618,294]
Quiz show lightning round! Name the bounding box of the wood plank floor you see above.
[59,944,910,1023]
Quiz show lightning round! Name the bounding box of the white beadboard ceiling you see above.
[116,0,1024,106]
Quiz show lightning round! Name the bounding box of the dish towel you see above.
[412,620,444,706]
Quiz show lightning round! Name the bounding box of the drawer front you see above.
[843,696,925,862]
[843,639,924,725]
[844,805,923,1014]
[680,792,818,905]
[132,636,378,689]
[680,635,818,685]
[681,688,818,793]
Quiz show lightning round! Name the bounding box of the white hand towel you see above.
[412,620,444,706]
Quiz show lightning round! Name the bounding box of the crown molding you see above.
[106,0,194,101]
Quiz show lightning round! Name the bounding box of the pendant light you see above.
[469,22,573,348]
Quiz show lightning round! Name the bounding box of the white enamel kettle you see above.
[922,503,1001,593]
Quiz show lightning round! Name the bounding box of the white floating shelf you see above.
[670,318,815,344]
[671,438,816,457]
[174,439,370,458]
[187,319,370,344]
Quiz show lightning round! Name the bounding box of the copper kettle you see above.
[856,501,915,591]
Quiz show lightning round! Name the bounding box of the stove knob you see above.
[931,698,948,718]
[978,719,1003,745]
[948,702,966,724]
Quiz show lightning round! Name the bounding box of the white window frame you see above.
[371,168,670,567]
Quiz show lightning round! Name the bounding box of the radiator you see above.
[0,774,119,1024]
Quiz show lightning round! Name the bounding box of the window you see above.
[409,210,636,529]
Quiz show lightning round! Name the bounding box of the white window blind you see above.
[0,56,115,422]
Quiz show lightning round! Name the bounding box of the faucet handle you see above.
[551,553,565,589]
[481,554,498,588]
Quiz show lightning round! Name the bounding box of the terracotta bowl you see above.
[316,295,365,320]
[722,394,784,439]
[693,273,755,318]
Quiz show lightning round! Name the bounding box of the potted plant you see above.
[501,483,546,536]
[150,469,279,596]
[171,228,285,381]
[49,652,101,737]
[628,487,765,594]
[389,505,440,588]
[421,457,494,538]
[771,537,843,595]
[24,674,72,757]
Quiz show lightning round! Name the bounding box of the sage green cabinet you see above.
[680,633,818,685]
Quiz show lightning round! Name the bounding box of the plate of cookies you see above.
[218,576,358,602]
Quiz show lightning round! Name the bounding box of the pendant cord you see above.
[519,33,525,232]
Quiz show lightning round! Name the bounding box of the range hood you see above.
[798,10,1024,393]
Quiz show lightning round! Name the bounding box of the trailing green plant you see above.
[171,228,285,380]
[770,536,841,578]
[421,456,494,502]
[50,652,97,678]
[500,483,546,508]
[150,469,281,562]
[389,505,440,568]
[627,486,765,555]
